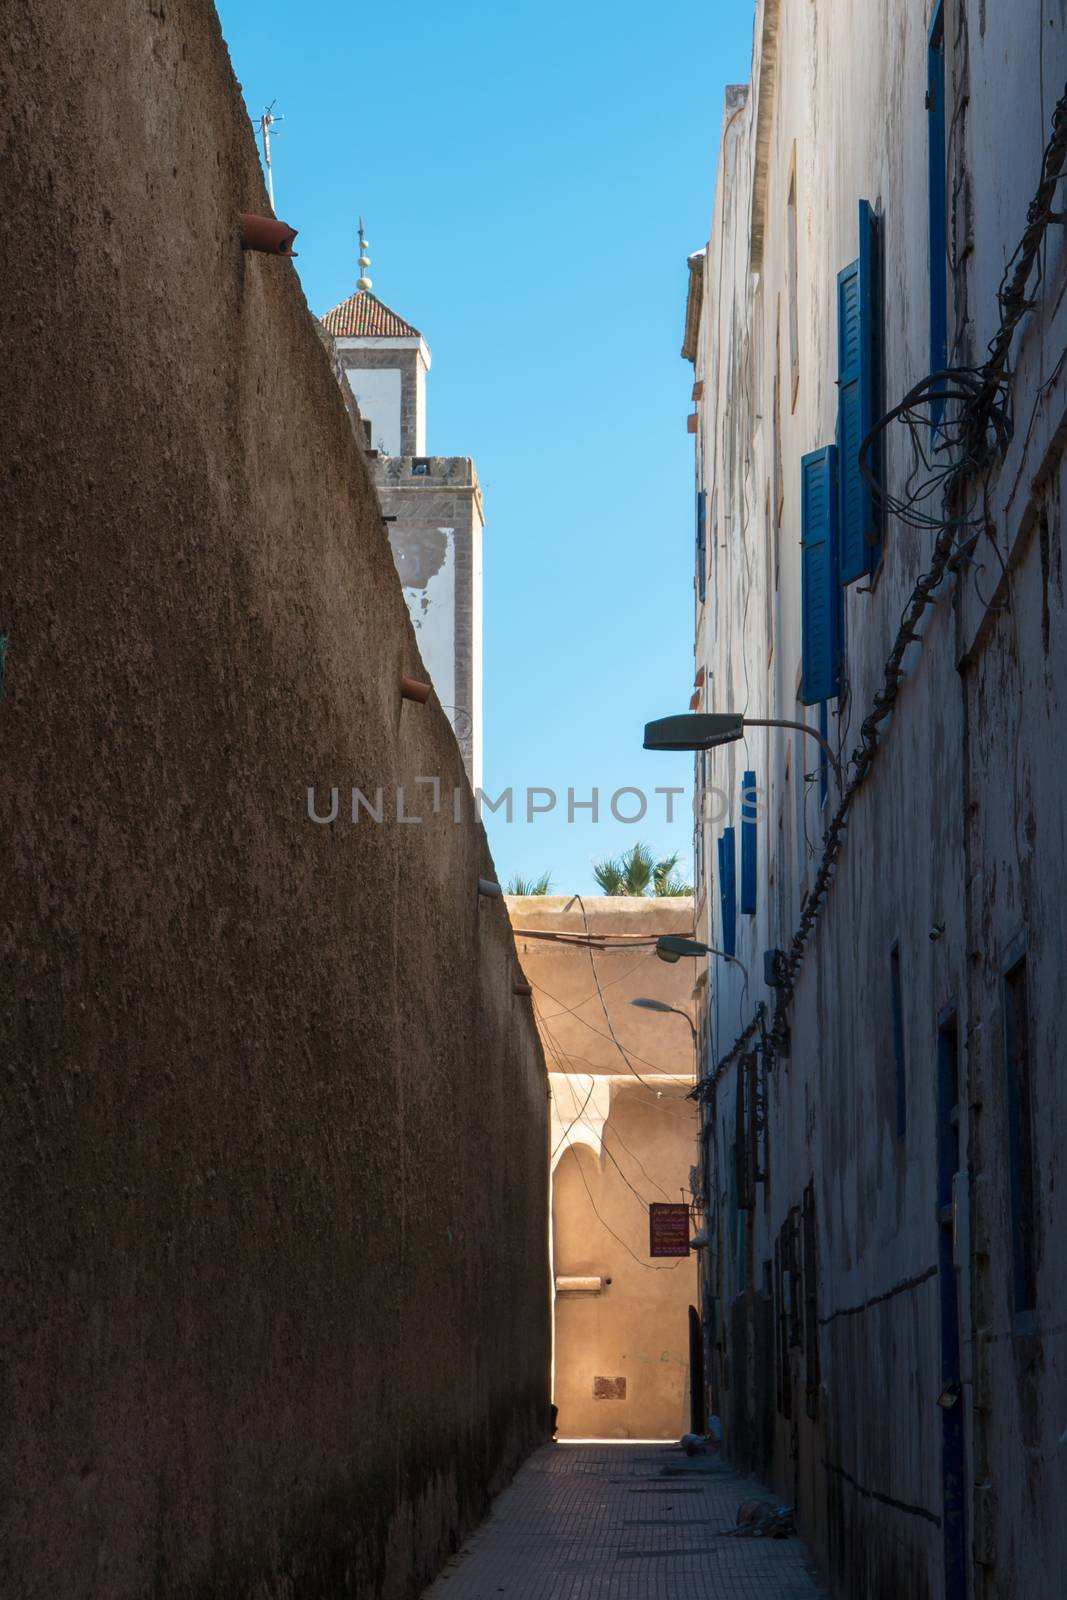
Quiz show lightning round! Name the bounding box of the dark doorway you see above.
[688,1304,705,1435]
[937,1012,967,1600]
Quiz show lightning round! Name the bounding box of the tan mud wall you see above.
[0,3,549,1595]
[552,1082,699,1439]
[507,898,699,1440]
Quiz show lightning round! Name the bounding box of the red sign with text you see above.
[649,1203,691,1257]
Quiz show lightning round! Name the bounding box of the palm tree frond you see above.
[593,841,688,897]
[658,874,694,896]
[652,852,681,895]
[505,871,553,895]
[592,857,627,895]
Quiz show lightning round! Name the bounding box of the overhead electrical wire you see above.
[561,1116,665,1215]
[532,903,697,1267]
[602,1121,673,1202]
[539,908,696,1155]
[547,1059,676,1204]
[575,893,698,1096]
[533,948,657,1024]
[558,1123,685,1273]
[546,1046,696,1125]
[529,974,686,1090]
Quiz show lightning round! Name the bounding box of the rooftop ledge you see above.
[376,455,479,488]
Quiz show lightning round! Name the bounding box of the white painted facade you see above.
[333,334,431,456]
[682,6,1067,1599]
[344,366,402,456]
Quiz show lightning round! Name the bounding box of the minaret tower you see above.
[319,223,485,790]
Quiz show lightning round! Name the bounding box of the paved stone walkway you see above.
[423,1443,831,1599]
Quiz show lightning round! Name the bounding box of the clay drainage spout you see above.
[400,676,432,704]
[238,214,299,256]
[513,981,533,997]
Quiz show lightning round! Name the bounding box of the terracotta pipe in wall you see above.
[400,677,432,704]
[238,215,298,256]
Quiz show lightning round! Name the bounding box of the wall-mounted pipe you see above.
[238,215,298,256]
[400,676,432,704]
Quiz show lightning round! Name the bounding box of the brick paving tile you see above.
[422,1443,833,1599]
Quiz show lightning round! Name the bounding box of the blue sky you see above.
[216,0,755,894]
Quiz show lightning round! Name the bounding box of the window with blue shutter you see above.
[696,488,707,603]
[740,772,757,914]
[838,201,882,584]
[718,827,737,956]
[800,446,841,705]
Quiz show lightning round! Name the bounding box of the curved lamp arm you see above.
[740,717,842,787]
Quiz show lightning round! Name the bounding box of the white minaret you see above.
[324,222,431,457]
[320,225,484,789]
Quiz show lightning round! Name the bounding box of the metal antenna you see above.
[258,101,283,212]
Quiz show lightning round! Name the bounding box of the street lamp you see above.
[655,935,747,981]
[630,996,698,1043]
[643,711,842,787]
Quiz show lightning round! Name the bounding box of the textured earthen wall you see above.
[0,3,549,1596]
[506,898,699,1440]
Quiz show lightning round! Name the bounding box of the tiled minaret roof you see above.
[320,289,421,339]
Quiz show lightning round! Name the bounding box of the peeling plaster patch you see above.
[394,528,456,714]
[389,524,450,590]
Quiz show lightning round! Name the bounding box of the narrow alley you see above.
[424,1445,828,1600]
[4,0,1067,1597]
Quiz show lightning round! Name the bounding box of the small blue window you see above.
[1004,954,1037,1316]
[928,2,948,415]
[890,943,907,1141]
[718,827,737,956]
[838,201,882,583]
[696,489,707,603]
[799,446,842,705]
[740,772,757,915]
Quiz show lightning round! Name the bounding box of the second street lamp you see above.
[629,996,698,1043]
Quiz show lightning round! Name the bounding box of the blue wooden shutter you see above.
[838,201,882,583]
[928,1,948,419]
[696,489,707,602]
[718,827,737,956]
[740,771,757,914]
[859,201,883,573]
[800,445,841,705]
[836,256,864,584]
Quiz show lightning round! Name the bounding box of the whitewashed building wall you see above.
[685,5,1067,1599]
